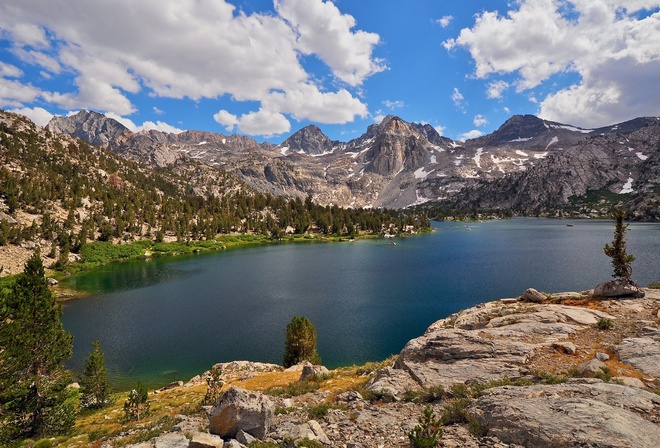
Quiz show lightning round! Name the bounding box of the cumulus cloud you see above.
[104,112,184,134]
[0,0,382,135]
[473,114,488,127]
[459,129,483,141]
[437,16,454,28]
[0,62,23,78]
[446,0,660,127]
[9,106,53,126]
[213,110,239,132]
[0,77,41,107]
[486,80,509,99]
[434,125,446,136]
[274,0,386,86]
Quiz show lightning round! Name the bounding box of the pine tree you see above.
[0,252,75,441]
[123,380,150,421]
[80,340,111,409]
[283,316,321,368]
[603,208,635,279]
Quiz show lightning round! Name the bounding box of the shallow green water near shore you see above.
[61,219,660,389]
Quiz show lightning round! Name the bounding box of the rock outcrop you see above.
[594,278,645,298]
[471,380,660,448]
[207,387,274,440]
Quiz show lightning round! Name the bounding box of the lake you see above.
[61,218,660,389]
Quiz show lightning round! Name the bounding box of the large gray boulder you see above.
[471,380,660,448]
[615,336,660,377]
[207,387,274,440]
[299,363,330,382]
[594,278,644,298]
[189,432,224,448]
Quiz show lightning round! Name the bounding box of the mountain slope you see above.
[44,111,660,216]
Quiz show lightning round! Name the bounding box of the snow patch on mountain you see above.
[620,177,635,194]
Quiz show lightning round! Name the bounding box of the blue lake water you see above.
[61,219,660,389]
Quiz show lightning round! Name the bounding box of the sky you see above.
[1,0,659,143]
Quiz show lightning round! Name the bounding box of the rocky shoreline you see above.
[109,288,660,448]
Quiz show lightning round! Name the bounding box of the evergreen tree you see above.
[0,252,75,441]
[283,316,321,368]
[80,340,111,409]
[123,380,150,421]
[603,208,635,279]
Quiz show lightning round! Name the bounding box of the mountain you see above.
[280,125,336,155]
[44,110,660,218]
[46,109,130,147]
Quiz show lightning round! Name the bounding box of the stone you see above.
[576,358,607,377]
[595,352,610,362]
[394,328,535,388]
[366,368,421,401]
[161,380,184,391]
[207,387,274,440]
[272,420,330,445]
[552,342,577,355]
[522,288,545,303]
[299,363,330,382]
[336,390,364,402]
[594,278,645,298]
[235,430,256,445]
[223,441,242,448]
[189,432,225,448]
[615,337,660,377]
[471,381,660,448]
[153,433,189,448]
[615,377,646,388]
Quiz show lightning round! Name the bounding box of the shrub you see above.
[123,381,150,421]
[595,318,613,330]
[202,366,224,405]
[408,407,442,448]
[440,398,472,425]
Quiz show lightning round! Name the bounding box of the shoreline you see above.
[49,230,421,300]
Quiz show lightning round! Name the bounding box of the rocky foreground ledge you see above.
[120,289,660,448]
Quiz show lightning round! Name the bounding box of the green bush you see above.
[33,440,54,448]
[595,318,613,330]
[440,398,472,425]
[408,407,442,448]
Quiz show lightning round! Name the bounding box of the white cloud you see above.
[486,80,509,99]
[152,106,164,115]
[447,0,660,127]
[104,112,184,134]
[235,109,291,137]
[451,87,466,110]
[437,16,454,28]
[213,110,239,132]
[459,129,483,141]
[383,99,404,109]
[0,77,41,107]
[9,106,53,126]
[373,114,386,124]
[139,120,184,134]
[274,0,386,87]
[0,0,382,136]
[434,125,446,136]
[473,114,488,127]
[0,62,23,78]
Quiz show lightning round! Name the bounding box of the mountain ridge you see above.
[45,110,660,218]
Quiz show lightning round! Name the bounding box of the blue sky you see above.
[1,0,659,143]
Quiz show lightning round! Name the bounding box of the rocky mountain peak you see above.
[46,110,129,148]
[280,124,334,155]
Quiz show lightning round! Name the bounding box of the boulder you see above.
[189,432,225,448]
[615,337,660,377]
[596,352,610,362]
[522,288,545,303]
[576,358,607,377]
[272,420,330,445]
[153,433,189,448]
[235,429,256,445]
[594,278,645,298]
[470,381,660,448]
[366,368,420,401]
[207,387,274,440]
[552,341,577,355]
[299,363,330,382]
